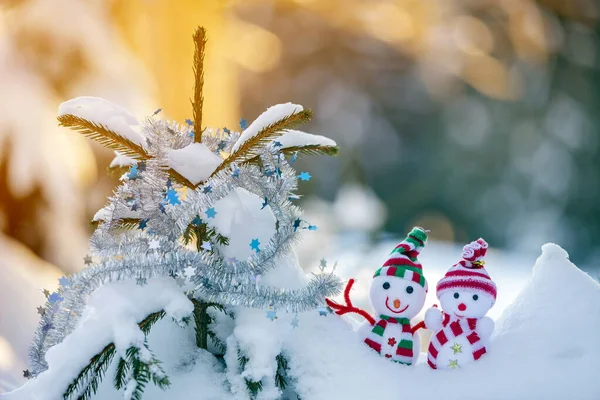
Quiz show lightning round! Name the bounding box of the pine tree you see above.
[22,26,340,400]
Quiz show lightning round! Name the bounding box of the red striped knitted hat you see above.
[436,238,497,300]
[373,227,428,291]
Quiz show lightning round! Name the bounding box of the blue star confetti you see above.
[203,185,213,194]
[41,323,53,334]
[205,207,217,219]
[58,276,71,288]
[185,119,194,126]
[128,165,139,179]
[139,219,149,230]
[273,141,283,148]
[293,218,301,232]
[223,127,231,134]
[317,306,329,316]
[266,310,277,321]
[298,172,312,181]
[239,118,248,130]
[192,216,203,226]
[307,225,318,231]
[232,168,241,178]
[290,151,298,165]
[250,238,261,253]
[218,141,227,151]
[261,197,268,210]
[189,131,195,138]
[166,188,181,205]
[48,293,63,304]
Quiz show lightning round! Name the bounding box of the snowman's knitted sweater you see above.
[364,315,414,365]
[427,313,486,369]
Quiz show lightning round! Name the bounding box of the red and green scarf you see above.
[364,315,414,365]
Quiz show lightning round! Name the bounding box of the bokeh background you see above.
[1,0,599,393]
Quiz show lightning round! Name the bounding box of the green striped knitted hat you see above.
[373,227,428,291]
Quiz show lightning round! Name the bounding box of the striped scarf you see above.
[364,315,414,365]
[427,313,486,369]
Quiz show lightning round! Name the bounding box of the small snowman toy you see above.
[425,238,496,370]
[327,227,428,365]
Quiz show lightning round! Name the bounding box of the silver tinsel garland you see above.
[28,114,341,376]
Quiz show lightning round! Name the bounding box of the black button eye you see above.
[454,293,460,299]
[406,286,414,294]
[473,294,479,301]
[383,282,390,290]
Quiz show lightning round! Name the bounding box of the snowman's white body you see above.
[425,289,495,370]
[362,274,427,366]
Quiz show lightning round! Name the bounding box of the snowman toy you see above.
[326,227,429,366]
[425,238,496,370]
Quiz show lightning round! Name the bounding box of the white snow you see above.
[274,129,336,149]
[3,278,193,400]
[231,103,304,153]
[206,188,277,260]
[166,143,223,186]
[58,97,145,147]
[109,152,136,168]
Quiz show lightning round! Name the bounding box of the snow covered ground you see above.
[4,242,599,399]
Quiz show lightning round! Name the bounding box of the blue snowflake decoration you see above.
[48,293,63,304]
[202,185,213,194]
[128,165,139,180]
[58,276,71,288]
[232,168,241,178]
[239,118,248,130]
[298,172,312,181]
[205,207,217,219]
[192,216,203,226]
[273,141,283,148]
[166,188,181,205]
[250,238,261,253]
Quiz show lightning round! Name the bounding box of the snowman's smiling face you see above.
[439,290,494,319]
[369,276,426,319]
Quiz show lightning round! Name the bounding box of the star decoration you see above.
[136,277,148,286]
[58,276,71,287]
[261,197,268,209]
[202,185,213,194]
[273,141,283,148]
[388,337,397,346]
[290,151,298,165]
[148,239,161,250]
[448,359,459,369]
[48,293,63,304]
[192,216,203,226]
[319,259,327,270]
[317,306,329,316]
[83,255,93,265]
[130,202,139,211]
[41,323,53,334]
[239,118,248,130]
[232,167,241,177]
[307,225,318,231]
[153,108,162,116]
[223,127,231,134]
[139,219,149,230]
[42,289,50,298]
[175,276,187,287]
[205,207,217,219]
[218,140,227,151]
[185,118,194,126]
[293,218,301,232]
[201,241,212,251]
[184,266,195,279]
[188,130,195,138]
[298,172,312,181]
[23,370,31,379]
[37,306,45,316]
[451,342,463,354]
[128,165,139,179]
[291,314,299,328]
[266,310,277,321]
[250,238,261,253]
[166,187,181,205]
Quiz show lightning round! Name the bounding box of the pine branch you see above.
[192,27,207,143]
[58,115,149,160]
[62,311,165,400]
[275,353,289,390]
[209,109,313,178]
[243,144,339,165]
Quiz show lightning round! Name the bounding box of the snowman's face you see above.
[369,276,426,319]
[439,290,494,319]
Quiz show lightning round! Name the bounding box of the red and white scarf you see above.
[427,313,486,369]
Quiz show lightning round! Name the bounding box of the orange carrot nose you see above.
[393,299,401,309]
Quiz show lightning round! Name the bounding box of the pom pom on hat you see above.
[436,238,497,300]
[373,227,428,291]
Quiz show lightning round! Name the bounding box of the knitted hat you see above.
[373,227,428,291]
[436,238,497,300]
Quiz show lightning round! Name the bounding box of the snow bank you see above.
[58,97,145,147]
[231,103,304,153]
[167,143,222,186]
[4,279,193,400]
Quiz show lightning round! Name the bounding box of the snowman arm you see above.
[424,306,443,331]
[325,279,376,326]
[476,316,494,339]
[411,320,426,334]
